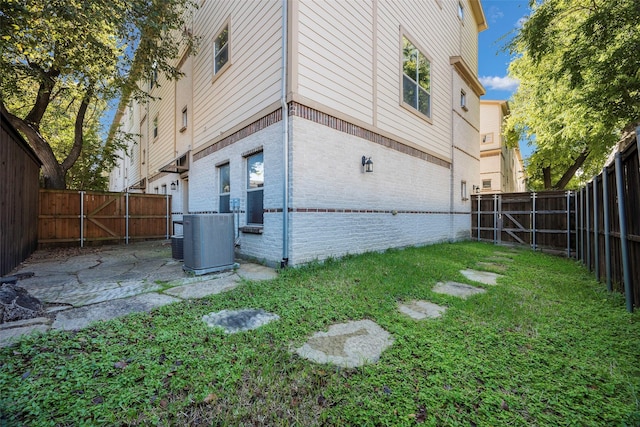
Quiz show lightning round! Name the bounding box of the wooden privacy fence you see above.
[576,133,639,312]
[39,190,172,247]
[471,129,639,312]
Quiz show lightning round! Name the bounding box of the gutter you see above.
[281,0,290,268]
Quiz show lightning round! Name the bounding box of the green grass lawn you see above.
[1,242,639,426]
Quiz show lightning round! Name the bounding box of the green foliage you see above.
[0,0,197,189]
[1,243,638,425]
[506,0,640,190]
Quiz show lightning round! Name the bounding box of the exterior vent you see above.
[183,214,235,275]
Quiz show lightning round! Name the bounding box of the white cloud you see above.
[515,16,528,29]
[480,76,520,92]
[488,6,504,23]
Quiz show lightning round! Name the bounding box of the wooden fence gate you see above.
[39,190,171,247]
[472,190,576,257]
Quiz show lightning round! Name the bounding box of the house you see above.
[478,100,526,193]
[109,0,487,267]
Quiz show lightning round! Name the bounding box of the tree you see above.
[0,0,196,189]
[505,0,640,190]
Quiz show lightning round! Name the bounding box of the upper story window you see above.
[150,62,158,90]
[181,107,188,132]
[402,36,431,119]
[481,133,493,144]
[246,151,264,225]
[213,24,229,76]
[458,2,465,21]
[153,115,158,139]
[460,90,468,111]
[218,162,230,214]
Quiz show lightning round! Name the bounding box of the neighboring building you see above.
[478,100,525,193]
[109,0,487,266]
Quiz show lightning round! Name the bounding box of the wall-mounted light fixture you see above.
[170,180,179,191]
[472,185,480,194]
[361,155,373,173]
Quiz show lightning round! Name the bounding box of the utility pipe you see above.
[280,0,290,268]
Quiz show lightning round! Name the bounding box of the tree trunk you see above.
[543,166,552,189]
[553,149,590,190]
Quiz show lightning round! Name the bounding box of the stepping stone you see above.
[487,256,514,263]
[476,262,508,273]
[432,281,486,299]
[493,250,518,257]
[460,269,502,286]
[398,300,446,320]
[202,309,279,334]
[295,319,393,368]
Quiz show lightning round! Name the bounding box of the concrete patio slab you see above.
[432,281,486,299]
[51,293,180,331]
[295,319,393,368]
[0,324,49,347]
[164,275,240,299]
[460,269,503,286]
[398,300,446,320]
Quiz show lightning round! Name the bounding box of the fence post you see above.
[166,195,170,240]
[125,192,129,245]
[573,191,580,260]
[586,183,591,271]
[593,177,599,280]
[476,195,481,241]
[602,167,612,292]
[578,188,583,263]
[80,191,84,248]
[566,191,571,258]
[531,192,537,251]
[493,194,498,244]
[615,153,634,313]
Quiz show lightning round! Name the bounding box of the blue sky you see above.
[478,0,531,156]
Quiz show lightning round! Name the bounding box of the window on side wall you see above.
[458,2,465,21]
[402,35,431,119]
[213,23,229,77]
[461,180,468,201]
[181,107,188,132]
[482,179,492,190]
[153,115,158,139]
[481,133,493,144]
[246,152,264,225]
[460,90,468,111]
[219,163,231,213]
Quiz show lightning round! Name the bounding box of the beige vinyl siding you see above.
[479,101,502,150]
[458,0,480,69]
[296,0,374,125]
[375,0,455,160]
[191,0,282,151]
[175,54,193,157]
[147,70,176,174]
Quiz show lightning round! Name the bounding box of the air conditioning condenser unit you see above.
[183,214,235,275]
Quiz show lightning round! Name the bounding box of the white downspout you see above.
[281,0,290,268]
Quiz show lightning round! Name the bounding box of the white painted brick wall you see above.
[189,122,284,266]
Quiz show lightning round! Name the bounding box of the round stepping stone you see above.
[295,319,393,368]
[202,309,279,334]
[432,281,486,299]
[398,300,446,320]
[460,269,502,286]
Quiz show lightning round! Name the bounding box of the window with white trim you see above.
[153,115,158,139]
[181,107,188,131]
[219,163,230,214]
[246,152,264,225]
[460,90,467,111]
[482,179,492,190]
[458,2,465,20]
[402,36,431,118]
[213,24,229,75]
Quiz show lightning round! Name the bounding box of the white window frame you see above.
[180,107,188,132]
[481,133,494,144]
[218,162,231,214]
[212,19,231,82]
[458,2,465,21]
[400,32,432,122]
[245,151,264,225]
[460,90,468,111]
